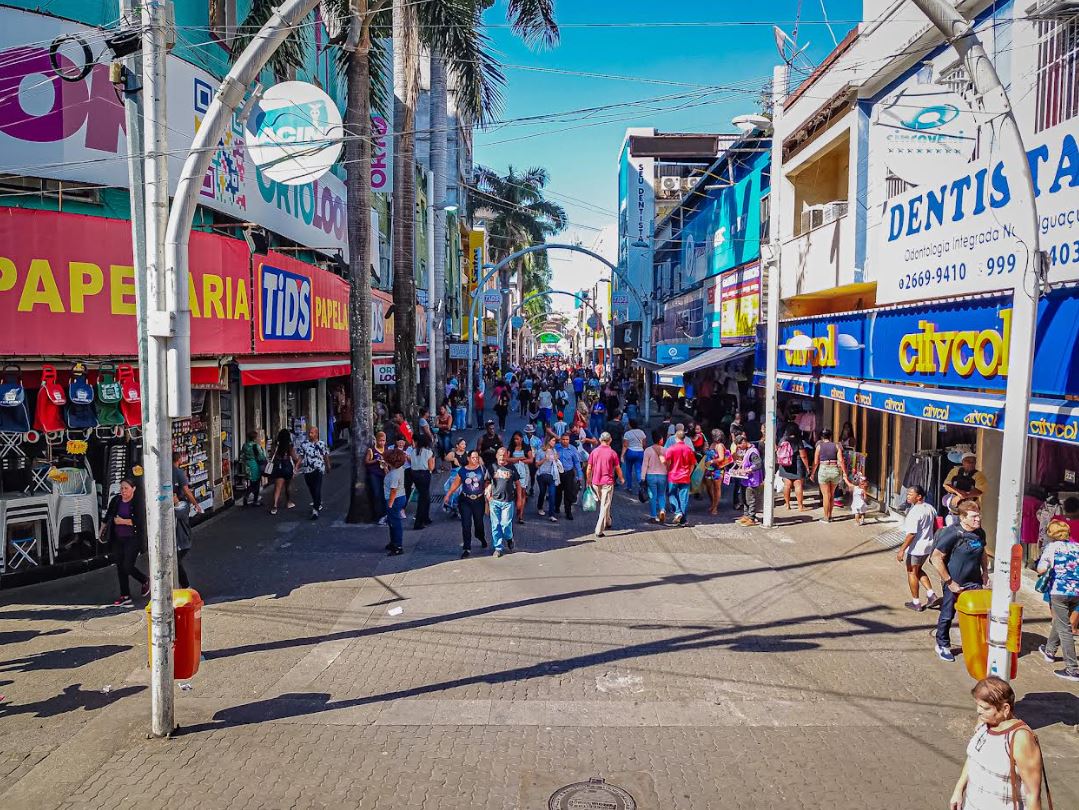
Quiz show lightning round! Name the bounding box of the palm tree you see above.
[470,165,567,366]
[236,0,557,521]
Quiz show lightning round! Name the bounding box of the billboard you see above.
[253,252,349,354]
[0,208,250,356]
[720,262,761,340]
[0,7,348,257]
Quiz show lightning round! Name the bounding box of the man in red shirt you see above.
[586,432,624,538]
[664,430,696,526]
[393,412,414,445]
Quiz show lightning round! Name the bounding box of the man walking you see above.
[930,500,988,662]
[586,432,623,538]
[554,432,582,520]
[664,429,696,526]
[486,447,523,558]
[297,426,331,520]
[895,485,940,611]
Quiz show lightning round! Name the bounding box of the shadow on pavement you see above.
[179,600,924,736]
[0,682,144,719]
[0,644,131,673]
[1015,691,1079,730]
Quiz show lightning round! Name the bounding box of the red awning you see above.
[238,356,350,385]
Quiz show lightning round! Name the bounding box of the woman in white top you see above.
[950,677,1048,810]
[407,434,436,531]
[621,419,648,494]
[535,435,563,522]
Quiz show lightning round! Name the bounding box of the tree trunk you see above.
[345,44,375,524]
[430,51,448,399]
[392,0,418,419]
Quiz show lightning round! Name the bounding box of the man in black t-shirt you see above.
[604,410,625,455]
[486,448,522,557]
[476,421,503,467]
[930,500,988,662]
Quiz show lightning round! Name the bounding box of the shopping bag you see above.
[773,471,786,493]
[689,457,708,495]
[582,486,597,512]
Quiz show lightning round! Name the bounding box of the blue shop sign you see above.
[760,287,1079,398]
[656,343,690,363]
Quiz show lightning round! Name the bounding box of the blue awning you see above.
[656,345,754,386]
[752,370,819,397]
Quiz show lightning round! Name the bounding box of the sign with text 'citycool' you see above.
[248,82,344,186]
[870,117,1079,304]
[756,287,1079,399]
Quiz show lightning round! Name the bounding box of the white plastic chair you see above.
[0,495,55,571]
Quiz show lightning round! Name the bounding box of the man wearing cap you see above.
[586,432,624,538]
[477,421,503,468]
[943,452,990,502]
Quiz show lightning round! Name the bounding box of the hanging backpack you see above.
[118,364,142,427]
[0,364,31,434]
[34,364,67,433]
[95,362,125,427]
[65,361,98,430]
[776,440,794,467]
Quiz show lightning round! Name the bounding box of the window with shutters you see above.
[1034,11,1079,132]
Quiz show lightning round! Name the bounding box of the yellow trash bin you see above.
[956,589,1018,680]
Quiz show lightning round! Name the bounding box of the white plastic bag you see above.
[773,471,785,493]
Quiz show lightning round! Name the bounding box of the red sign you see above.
[371,287,393,355]
[253,251,348,354]
[0,208,251,356]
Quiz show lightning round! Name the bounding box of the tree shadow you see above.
[0,682,144,719]
[0,645,131,673]
[0,628,70,645]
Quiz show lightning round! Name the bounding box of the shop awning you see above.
[238,356,350,385]
[816,376,1079,446]
[656,345,754,386]
[631,358,665,370]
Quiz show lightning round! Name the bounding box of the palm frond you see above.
[418,0,505,127]
[234,0,306,81]
[505,0,559,49]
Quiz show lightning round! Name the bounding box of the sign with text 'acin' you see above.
[248,82,344,186]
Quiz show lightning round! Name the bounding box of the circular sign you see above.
[876,83,976,187]
[248,81,344,186]
[511,315,525,329]
[548,778,637,810]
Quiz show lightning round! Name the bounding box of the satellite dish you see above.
[731,114,773,135]
[773,25,810,67]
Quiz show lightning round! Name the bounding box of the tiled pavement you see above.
[2,425,1078,809]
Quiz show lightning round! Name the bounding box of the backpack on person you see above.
[776,440,794,467]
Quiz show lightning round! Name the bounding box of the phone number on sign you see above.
[896,262,968,291]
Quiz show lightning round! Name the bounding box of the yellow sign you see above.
[898,310,1012,378]
[783,324,838,368]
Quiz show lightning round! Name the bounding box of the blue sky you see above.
[474,1,864,294]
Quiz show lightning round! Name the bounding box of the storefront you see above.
[754,287,1079,544]
[0,210,350,585]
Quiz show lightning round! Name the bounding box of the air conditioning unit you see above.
[822,201,849,224]
[682,176,700,190]
[660,176,682,193]
[1028,0,1079,19]
[800,205,824,233]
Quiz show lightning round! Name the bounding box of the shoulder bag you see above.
[1007,722,1053,810]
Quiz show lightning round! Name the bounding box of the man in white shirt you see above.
[895,485,941,611]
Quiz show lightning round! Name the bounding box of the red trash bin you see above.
[145,588,203,679]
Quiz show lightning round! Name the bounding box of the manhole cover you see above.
[548,777,637,810]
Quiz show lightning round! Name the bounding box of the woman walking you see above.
[444,450,490,557]
[239,430,266,506]
[99,478,149,607]
[365,431,389,525]
[435,405,454,470]
[269,428,299,515]
[443,436,469,518]
[507,431,533,525]
[383,448,408,555]
[408,434,436,530]
[1036,519,1079,682]
[535,435,562,522]
[950,676,1051,810]
[621,419,647,494]
[777,427,811,511]
[704,429,731,515]
[641,429,668,524]
[810,428,846,523]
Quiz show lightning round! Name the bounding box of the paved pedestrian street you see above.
[2,451,1077,810]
